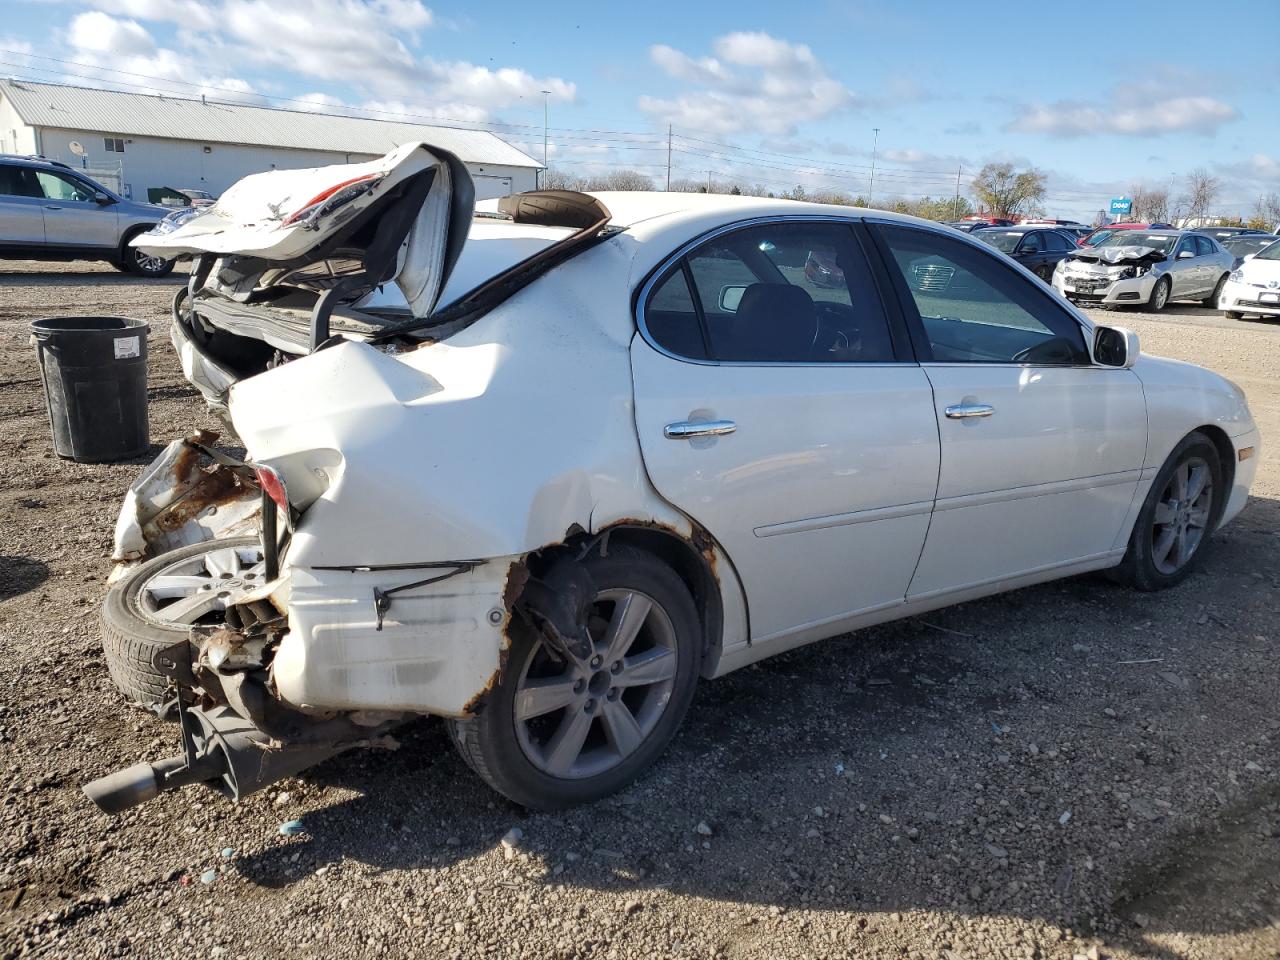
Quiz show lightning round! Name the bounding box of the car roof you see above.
[0,153,74,171]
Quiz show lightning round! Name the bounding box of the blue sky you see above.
[3,0,1278,220]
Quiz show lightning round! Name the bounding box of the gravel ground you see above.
[1,260,1279,960]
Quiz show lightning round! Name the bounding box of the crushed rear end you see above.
[84,146,618,813]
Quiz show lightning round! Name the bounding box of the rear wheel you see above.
[1111,432,1222,591]
[448,547,701,809]
[1149,276,1171,312]
[1203,274,1228,307]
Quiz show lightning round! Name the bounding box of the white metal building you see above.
[0,79,542,202]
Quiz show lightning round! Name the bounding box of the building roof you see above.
[0,79,541,170]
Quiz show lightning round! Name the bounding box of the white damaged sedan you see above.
[84,143,1261,813]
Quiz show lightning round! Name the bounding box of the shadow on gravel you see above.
[0,555,49,601]
[227,497,1280,950]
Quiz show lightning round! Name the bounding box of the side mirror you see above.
[94,192,115,205]
[1094,325,1139,368]
[1177,250,1195,259]
[718,284,747,313]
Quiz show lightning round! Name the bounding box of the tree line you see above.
[542,164,1279,228]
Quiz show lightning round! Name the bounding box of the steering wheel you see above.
[812,301,857,353]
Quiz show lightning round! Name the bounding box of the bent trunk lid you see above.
[134,141,474,319]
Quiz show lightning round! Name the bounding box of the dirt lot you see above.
[1,260,1279,960]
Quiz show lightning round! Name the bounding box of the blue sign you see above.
[1110,197,1133,215]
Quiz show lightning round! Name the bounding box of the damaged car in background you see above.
[1053,229,1233,311]
[84,143,1260,815]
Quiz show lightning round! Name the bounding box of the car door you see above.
[631,219,940,643]
[1194,235,1222,291]
[34,170,119,249]
[1014,230,1048,278]
[869,222,1147,600]
[1169,235,1201,297]
[0,164,47,247]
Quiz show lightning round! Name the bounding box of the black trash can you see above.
[30,316,150,463]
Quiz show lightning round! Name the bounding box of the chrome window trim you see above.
[634,214,915,369]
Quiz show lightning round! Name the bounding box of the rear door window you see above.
[0,165,42,198]
[645,221,898,364]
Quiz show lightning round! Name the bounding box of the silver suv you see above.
[0,155,174,276]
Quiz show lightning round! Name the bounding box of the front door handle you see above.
[44,205,62,210]
[664,419,737,440]
[944,403,995,419]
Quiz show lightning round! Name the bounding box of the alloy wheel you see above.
[513,588,679,780]
[1151,278,1170,310]
[135,252,169,275]
[1150,456,1213,575]
[136,544,266,625]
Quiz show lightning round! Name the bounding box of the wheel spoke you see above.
[204,547,244,579]
[616,647,677,688]
[1186,463,1209,502]
[150,590,220,624]
[1171,528,1189,568]
[1152,501,1176,525]
[542,707,593,777]
[599,699,644,758]
[514,674,580,721]
[1152,526,1177,567]
[601,592,652,663]
[144,574,213,596]
[1171,463,1189,500]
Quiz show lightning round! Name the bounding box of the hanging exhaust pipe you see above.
[82,704,350,814]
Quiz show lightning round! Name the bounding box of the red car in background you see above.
[1078,222,1174,247]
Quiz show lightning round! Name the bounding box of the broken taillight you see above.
[280,174,380,227]
[256,465,288,512]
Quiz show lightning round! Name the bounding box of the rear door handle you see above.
[664,419,737,439]
[944,403,995,419]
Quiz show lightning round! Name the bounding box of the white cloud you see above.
[67,11,155,56]
[47,1,573,123]
[1008,93,1237,137]
[639,32,853,136]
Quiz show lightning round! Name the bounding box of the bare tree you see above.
[580,169,655,191]
[540,168,580,190]
[1252,191,1280,230]
[1129,184,1171,223]
[1182,168,1221,223]
[970,163,1047,218]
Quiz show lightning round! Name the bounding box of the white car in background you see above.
[1219,237,1280,319]
[83,143,1261,815]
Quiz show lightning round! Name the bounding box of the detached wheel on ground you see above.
[1111,431,1222,591]
[118,240,174,278]
[1148,276,1172,312]
[101,537,264,710]
[448,547,701,810]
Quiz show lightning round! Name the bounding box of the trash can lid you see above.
[30,316,150,335]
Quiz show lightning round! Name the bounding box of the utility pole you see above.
[666,125,672,191]
[706,169,712,193]
[953,164,962,219]
[540,90,550,188]
[868,127,880,206]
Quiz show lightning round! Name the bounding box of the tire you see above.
[448,547,701,810]
[1111,432,1222,591]
[1224,310,1243,320]
[119,232,174,277]
[102,537,263,709]
[1148,276,1171,312]
[1203,274,1228,307]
